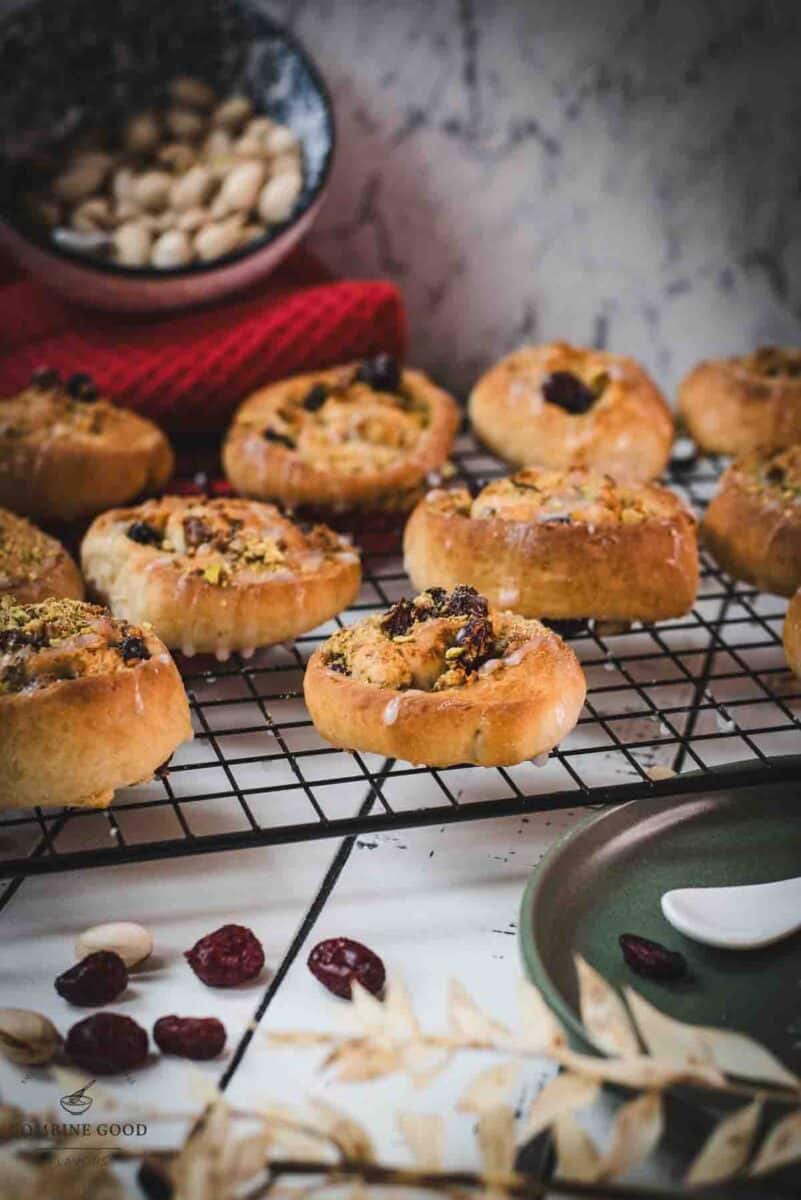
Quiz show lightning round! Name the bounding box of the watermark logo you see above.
[19,1076,148,1144]
[59,1080,95,1117]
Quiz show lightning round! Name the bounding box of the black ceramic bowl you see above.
[0,0,335,310]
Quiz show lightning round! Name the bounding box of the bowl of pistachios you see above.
[0,0,334,311]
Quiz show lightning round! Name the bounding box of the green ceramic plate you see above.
[519,785,801,1071]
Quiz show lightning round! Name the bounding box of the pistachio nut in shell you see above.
[0,1008,62,1065]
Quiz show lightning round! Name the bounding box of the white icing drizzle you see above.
[144,554,172,574]
[383,696,401,725]
[509,377,541,410]
[532,752,549,767]
[478,657,502,677]
[71,632,100,648]
[498,586,519,607]
[537,509,572,523]
[503,647,526,667]
[716,710,735,733]
[215,647,231,662]
[240,646,255,659]
[181,642,195,657]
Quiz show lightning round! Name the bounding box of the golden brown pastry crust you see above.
[304,586,586,767]
[81,495,361,656]
[679,347,801,455]
[469,342,673,481]
[0,597,191,810]
[404,467,699,622]
[222,362,460,511]
[783,588,801,677]
[0,370,174,522]
[701,445,801,596]
[0,507,84,603]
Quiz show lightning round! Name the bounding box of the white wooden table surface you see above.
[0,804,590,1187]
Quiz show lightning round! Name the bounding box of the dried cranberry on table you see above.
[185,923,265,987]
[65,1012,148,1075]
[153,1015,226,1060]
[619,933,688,981]
[308,937,386,999]
[55,950,128,1006]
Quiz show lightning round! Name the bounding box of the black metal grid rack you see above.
[2,435,800,882]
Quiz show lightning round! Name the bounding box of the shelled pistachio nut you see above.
[75,921,153,968]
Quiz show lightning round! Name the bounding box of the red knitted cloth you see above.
[0,249,407,431]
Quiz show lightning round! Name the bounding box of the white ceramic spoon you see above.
[661,876,801,950]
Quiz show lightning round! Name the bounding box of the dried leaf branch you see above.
[7,1135,792,1200]
[3,962,801,1197]
[269,968,801,1188]
[270,974,801,1105]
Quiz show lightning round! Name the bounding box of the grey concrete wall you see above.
[270,0,801,398]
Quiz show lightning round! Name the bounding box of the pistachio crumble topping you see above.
[501,345,621,415]
[425,466,685,527]
[0,509,60,588]
[0,369,120,442]
[119,496,356,586]
[322,585,540,693]
[0,596,152,695]
[741,346,801,380]
[249,356,433,476]
[738,445,801,502]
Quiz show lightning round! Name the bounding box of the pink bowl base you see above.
[0,189,327,314]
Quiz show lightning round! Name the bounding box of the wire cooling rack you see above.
[2,434,800,882]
